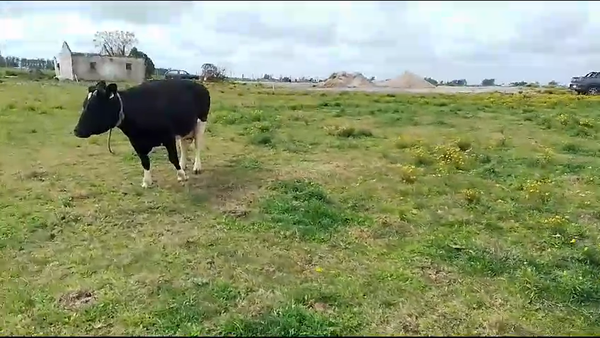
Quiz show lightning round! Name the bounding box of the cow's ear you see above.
[88,86,95,93]
[96,80,107,90]
[107,83,118,96]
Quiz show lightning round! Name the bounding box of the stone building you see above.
[54,41,145,83]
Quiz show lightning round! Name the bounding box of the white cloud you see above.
[1,1,600,84]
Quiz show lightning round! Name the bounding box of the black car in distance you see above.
[164,69,200,80]
[569,71,600,95]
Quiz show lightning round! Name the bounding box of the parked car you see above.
[164,69,200,80]
[569,71,600,95]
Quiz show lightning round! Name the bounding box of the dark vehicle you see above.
[569,71,600,95]
[164,69,200,80]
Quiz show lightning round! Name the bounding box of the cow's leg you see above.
[165,137,187,182]
[138,153,153,188]
[133,143,153,188]
[177,136,188,170]
[193,119,207,175]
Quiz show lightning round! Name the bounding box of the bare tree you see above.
[93,30,138,57]
[201,63,226,82]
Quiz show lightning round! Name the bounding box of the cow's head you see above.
[73,80,121,138]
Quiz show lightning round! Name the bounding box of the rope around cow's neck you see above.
[107,93,125,155]
[107,129,115,154]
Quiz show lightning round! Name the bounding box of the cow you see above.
[73,79,210,188]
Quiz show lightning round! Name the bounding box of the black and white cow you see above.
[73,79,210,188]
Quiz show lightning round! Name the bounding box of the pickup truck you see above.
[569,71,600,95]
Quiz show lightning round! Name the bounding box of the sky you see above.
[0,1,598,85]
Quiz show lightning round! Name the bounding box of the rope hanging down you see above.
[106,93,124,155]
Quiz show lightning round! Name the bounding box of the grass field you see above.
[1,79,600,335]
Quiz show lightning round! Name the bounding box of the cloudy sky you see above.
[0,1,598,84]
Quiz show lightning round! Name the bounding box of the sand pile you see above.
[381,71,435,89]
[319,71,374,88]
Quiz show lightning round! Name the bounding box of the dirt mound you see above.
[319,71,374,88]
[381,71,435,89]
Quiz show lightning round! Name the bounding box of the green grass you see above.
[1,79,600,335]
[0,67,56,81]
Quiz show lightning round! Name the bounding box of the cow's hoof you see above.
[177,169,188,182]
[193,161,202,175]
[142,171,153,188]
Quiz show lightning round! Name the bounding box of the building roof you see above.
[62,41,141,59]
[71,52,102,57]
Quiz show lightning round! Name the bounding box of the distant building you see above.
[54,41,145,83]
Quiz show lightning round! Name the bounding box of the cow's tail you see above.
[200,88,210,123]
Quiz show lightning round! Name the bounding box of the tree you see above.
[4,56,18,67]
[548,80,559,87]
[201,63,218,79]
[155,68,169,77]
[446,79,467,86]
[129,47,155,79]
[424,77,438,86]
[94,30,138,57]
[201,63,226,82]
[481,78,495,86]
[509,81,528,87]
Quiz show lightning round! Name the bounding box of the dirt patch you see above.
[184,158,268,207]
[378,71,435,89]
[400,314,421,334]
[18,168,50,181]
[372,215,415,239]
[309,301,331,313]
[349,227,374,241]
[422,266,452,285]
[220,204,250,219]
[381,312,421,335]
[319,71,374,89]
[485,316,536,335]
[58,290,96,309]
